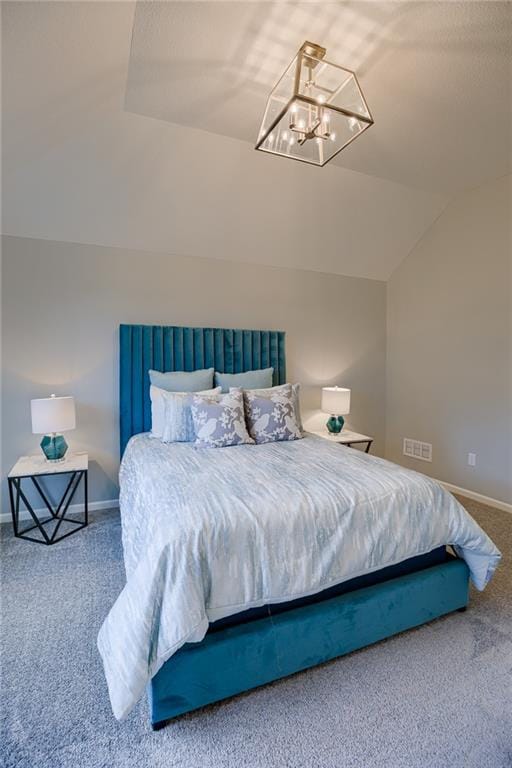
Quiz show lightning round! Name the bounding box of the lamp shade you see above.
[321,387,350,416]
[31,395,76,435]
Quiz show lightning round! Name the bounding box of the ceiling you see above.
[126,1,512,195]
[1,2,510,281]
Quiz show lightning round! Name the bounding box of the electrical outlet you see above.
[403,438,432,462]
[467,452,476,467]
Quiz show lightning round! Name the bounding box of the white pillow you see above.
[161,387,222,443]
[150,384,220,439]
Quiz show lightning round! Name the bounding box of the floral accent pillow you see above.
[160,387,222,443]
[191,388,254,448]
[242,384,303,444]
[244,383,304,434]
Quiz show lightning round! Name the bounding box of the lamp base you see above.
[40,434,68,462]
[326,415,345,434]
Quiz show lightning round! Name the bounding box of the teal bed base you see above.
[148,557,469,729]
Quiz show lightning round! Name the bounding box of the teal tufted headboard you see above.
[119,324,286,455]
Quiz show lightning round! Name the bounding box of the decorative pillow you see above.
[149,368,214,392]
[214,367,273,394]
[242,384,303,444]
[191,389,254,448]
[148,369,215,438]
[150,384,219,439]
[244,383,303,433]
[149,384,168,439]
[160,387,222,443]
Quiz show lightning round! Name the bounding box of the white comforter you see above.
[98,433,501,719]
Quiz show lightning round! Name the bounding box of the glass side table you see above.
[7,452,88,545]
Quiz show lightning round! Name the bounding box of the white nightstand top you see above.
[308,429,373,444]
[8,452,88,478]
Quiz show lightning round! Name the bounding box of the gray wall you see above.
[386,174,512,504]
[0,235,387,515]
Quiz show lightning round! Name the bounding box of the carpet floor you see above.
[1,496,511,768]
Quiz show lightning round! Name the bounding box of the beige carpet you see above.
[1,495,511,768]
[456,496,511,634]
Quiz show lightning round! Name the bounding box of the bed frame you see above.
[119,323,469,730]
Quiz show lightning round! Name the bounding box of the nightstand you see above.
[7,452,88,544]
[309,429,374,453]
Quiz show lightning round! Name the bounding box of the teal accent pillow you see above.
[149,368,214,392]
[214,367,273,394]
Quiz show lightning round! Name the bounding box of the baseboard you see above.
[0,498,119,525]
[437,480,512,514]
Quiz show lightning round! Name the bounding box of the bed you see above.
[98,324,501,728]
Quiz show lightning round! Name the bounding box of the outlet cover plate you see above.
[403,438,432,462]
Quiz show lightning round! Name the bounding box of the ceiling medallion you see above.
[255,41,373,167]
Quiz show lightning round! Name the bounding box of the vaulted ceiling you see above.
[2,2,511,280]
[126,1,512,195]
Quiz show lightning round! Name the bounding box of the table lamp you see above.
[31,394,76,462]
[321,386,351,434]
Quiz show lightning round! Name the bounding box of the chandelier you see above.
[255,41,373,167]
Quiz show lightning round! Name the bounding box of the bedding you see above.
[149,365,215,439]
[148,368,214,392]
[191,388,254,447]
[149,367,214,392]
[151,384,220,439]
[214,367,273,393]
[244,382,303,432]
[243,383,303,443]
[98,433,500,720]
[160,387,222,443]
